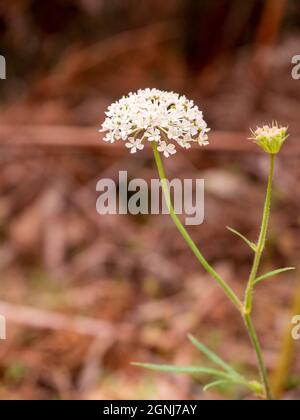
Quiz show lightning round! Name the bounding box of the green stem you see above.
[151,142,243,312]
[244,154,275,314]
[244,314,273,400]
[243,154,276,400]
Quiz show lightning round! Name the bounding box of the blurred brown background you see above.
[0,0,300,400]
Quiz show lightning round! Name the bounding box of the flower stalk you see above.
[244,314,273,400]
[241,154,276,400]
[151,142,243,313]
[244,154,275,314]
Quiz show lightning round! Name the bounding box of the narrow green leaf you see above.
[187,334,240,378]
[254,267,296,285]
[203,379,263,394]
[131,363,232,380]
[227,227,257,252]
[132,362,263,395]
[203,380,235,392]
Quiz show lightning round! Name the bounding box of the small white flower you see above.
[178,135,192,149]
[100,88,210,157]
[198,132,209,146]
[145,128,161,142]
[125,137,145,154]
[103,131,115,143]
[157,141,177,158]
[167,126,181,140]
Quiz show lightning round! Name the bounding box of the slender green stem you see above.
[242,154,276,400]
[244,314,273,400]
[151,142,243,312]
[244,154,275,314]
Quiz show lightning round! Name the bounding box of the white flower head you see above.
[100,88,210,158]
[250,122,289,154]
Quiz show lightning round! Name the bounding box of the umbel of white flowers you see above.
[251,122,289,155]
[100,88,210,158]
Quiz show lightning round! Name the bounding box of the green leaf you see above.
[132,362,264,396]
[227,227,257,252]
[203,380,235,392]
[187,334,240,378]
[131,363,232,380]
[254,267,296,285]
[203,379,263,394]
